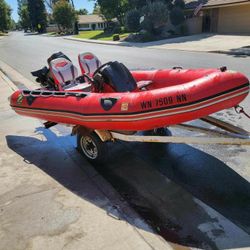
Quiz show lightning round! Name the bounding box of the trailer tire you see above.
[77,132,108,164]
[147,127,172,136]
[154,127,172,136]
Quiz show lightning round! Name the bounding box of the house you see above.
[78,15,108,31]
[185,0,250,34]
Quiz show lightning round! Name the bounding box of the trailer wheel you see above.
[77,132,108,164]
[154,128,172,136]
[146,128,172,136]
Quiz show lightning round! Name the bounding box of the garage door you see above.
[218,4,250,33]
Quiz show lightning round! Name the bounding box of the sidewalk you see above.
[0,70,170,250]
[65,33,250,56]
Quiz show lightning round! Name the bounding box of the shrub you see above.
[113,34,120,41]
[125,9,141,32]
[140,31,155,42]
[170,7,185,26]
[179,23,188,35]
[141,1,168,35]
[112,24,121,34]
[121,26,128,33]
[141,18,153,34]
[168,29,175,35]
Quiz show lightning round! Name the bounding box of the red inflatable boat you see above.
[10,66,249,131]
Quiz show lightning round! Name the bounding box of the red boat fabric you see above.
[10,68,249,131]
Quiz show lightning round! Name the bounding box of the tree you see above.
[53,0,76,32]
[17,0,30,30]
[27,0,47,33]
[96,0,130,24]
[17,0,27,16]
[44,0,55,12]
[170,6,184,26]
[92,3,101,14]
[45,0,75,11]
[19,5,31,31]
[125,9,140,32]
[169,0,185,26]
[9,19,16,30]
[173,0,185,9]
[128,0,147,9]
[0,0,11,32]
[75,8,88,15]
[141,1,168,35]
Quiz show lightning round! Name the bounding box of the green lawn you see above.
[47,32,57,36]
[74,30,130,41]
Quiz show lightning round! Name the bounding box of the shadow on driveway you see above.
[6,127,250,249]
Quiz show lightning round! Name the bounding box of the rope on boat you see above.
[235,105,250,119]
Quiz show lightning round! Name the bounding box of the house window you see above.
[79,24,89,29]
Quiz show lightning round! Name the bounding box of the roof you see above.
[78,15,106,24]
[185,0,250,9]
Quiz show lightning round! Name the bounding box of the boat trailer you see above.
[73,115,250,163]
[109,116,250,146]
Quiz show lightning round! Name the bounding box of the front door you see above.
[202,14,211,32]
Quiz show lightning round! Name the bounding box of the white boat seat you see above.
[49,58,78,90]
[78,52,102,76]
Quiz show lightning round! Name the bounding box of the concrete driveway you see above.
[133,34,250,55]
[64,33,250,56]
[67,33,250,55]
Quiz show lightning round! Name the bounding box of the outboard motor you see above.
[92,61,137,92]
[31,66,50,87]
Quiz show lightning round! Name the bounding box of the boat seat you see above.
[78,52,102,76]
[49,58,78,90]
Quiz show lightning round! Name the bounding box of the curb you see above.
[64,37,250,56]
[0,71,18,91]
[64,36,126,46]
[0,60,35,90]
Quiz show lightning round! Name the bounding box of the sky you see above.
[6,0,95,22]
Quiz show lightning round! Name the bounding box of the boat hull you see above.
[10,69,249,131]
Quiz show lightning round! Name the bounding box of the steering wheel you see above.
[92,61,112,76]
[82,73,95,84]
[83,61,113,92]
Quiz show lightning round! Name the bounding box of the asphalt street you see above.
[1,32,250,249]
[1,32,250,81]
